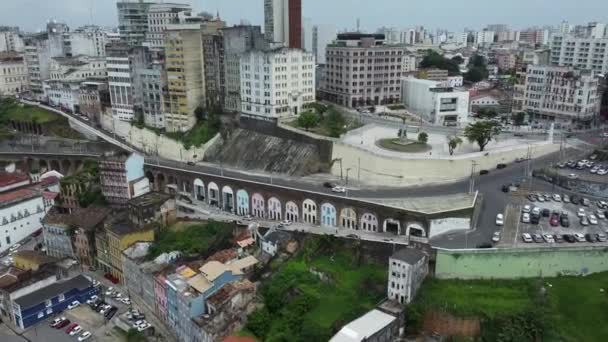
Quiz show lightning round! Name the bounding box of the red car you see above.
[550,214,560,227]
[65,323,78,334]
[55,319,71,329]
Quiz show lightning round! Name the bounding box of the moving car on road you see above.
[492,232,501,243]
[331,186,346,193]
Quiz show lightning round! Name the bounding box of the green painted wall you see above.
[435,247,608,279]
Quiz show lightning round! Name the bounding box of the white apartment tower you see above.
[240,48,315,118]
[514,64,601,126]
[145,2,192,49]
[550,34,608,74]
[68,26,108,57]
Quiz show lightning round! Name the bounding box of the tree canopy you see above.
[464,54,489,83]
[464,121,501,151]
[419,50,461,76]
[417,132,429,144]
[297,111,320,131]
[447,136,463,156]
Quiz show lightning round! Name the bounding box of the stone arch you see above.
[208,182,220,206]
[193,178,205,201]
[302,199,317,224]
[267,197,282,221]
[383,218,402,235]
[340,208,357,229]
[155,173,166,192]
[222,186,235,213]
[236,190,250,216]
[360,213,378,232]
[252,193,265,218]
[285,201,299,222]
[50,160,60,172]
[321,203,337,227]
[406,222,427,238]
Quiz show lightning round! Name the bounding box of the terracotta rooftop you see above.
[205,249,238,264]
[0,172,30,188]
[0,188,40,208]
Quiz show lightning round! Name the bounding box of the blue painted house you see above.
[12,275,98,329]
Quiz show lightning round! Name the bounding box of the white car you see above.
[67,301,80,310]
[597,210,606,220]
[598,169,608,175]
[532,207,541,216]
[578,208,586,217]
[552,194,562,202]
[522,233,533,243]
[280,219,292,226]
[331,186,346,193]
[522,213,530,223]
[589,215,599,225]
[137,322,152,332]
[120,297,131,305]
[567,173,579,180]
[574,233,586,242]
[523,205,531,213]
[100,305,111,314]
[78,331,92,341]
[86,295,98,304]
[492,231,501,243]
[543,234,555,243]
[69,326,82,336]
[495,213,504,226]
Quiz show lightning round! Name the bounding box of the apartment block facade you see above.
[99,152,149,207]
[240,48,315,118]
[145,2,192,49]
[550,34,608,74]
[320,33,408,108]
[0,52,28,96]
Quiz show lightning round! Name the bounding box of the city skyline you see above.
[1,0,607,33]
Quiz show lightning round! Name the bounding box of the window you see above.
[58,294,65,302]
[37,311,44,319]
[45,299,52,308]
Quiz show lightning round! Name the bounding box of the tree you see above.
[477,107,498,119]
[323,108,346,137]
[451,55,464,65]
[419,50,460,75]
[297,111,320,131]
[194,106,205,121]
[513,112,526,126]
[465,67,486,83]
[417,132,428,144]
[447,136,463,155]
[464,121,501,151]
[126,329,147,342]
[246,307,272,339]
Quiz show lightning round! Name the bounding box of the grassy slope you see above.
[3,103,60,123]
[414,273,608,341]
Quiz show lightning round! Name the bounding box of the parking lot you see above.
[496,192,608,248]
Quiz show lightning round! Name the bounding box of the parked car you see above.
[582,198,591,206]
[532,234,544,243]
[523,205,531,213]
[86,296,98,305]
[574,233,586,242]
[492,232,501,243]
[105,307,118,319]
[598,201,608,209]
[585,234,596,243]
[55,319,71,329]
[541,208,551,217]
[560,216,570,227]
[243,214,254,221]
[522,213,531,223]
[532,207,541,217]
[67,301,80,310]
[65,323,78,334]
[562,194,570,203]
[552,194,562,202]
[78,331,92,341]
[554,234,564,243]
[496,163,507,169]
[549,214,560,227]
[536,194,546,202]
[69,325,82,336]
[495,214,504,226]
[577,208,586,217]
[597,210,606,220]
[543,234,555,243]
[331,186,346,193]
[479,170,489,175]
[567,173,579,180]
[522,233,533,243]
[589,215,598,225]
[597,234,608,242]
[571,195,580,205]
[581,216,590,226]
[563,234,576,243]
[527,193,537,202]
[137,322,152,332]
[323,182,336,188]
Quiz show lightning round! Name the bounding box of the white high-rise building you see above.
[240,48,315,118]
[446,32,468,46]
[24,22,69,97]
[550,34,608,73]
[475,30,495,46]
[312,24,336,64]
[0,28,24,53]
[69,26,108,57]
[514,65,601,126]
[144,2,192,49]
[116,0,155,46]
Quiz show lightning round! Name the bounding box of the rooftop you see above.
[43,207,110,230]
[0,267,28,289]
[0,172,30,189]
[330,309,397,342]
[128,191,171,208]
[205,249,238,264]
[14,275,92,309]
[391,248,427,264]
[13,250,56,266]
[0,188,40,209]
[106,211,156,236]
[123,242,153,262]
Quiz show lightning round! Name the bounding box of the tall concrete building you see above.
[135,54,166,129]
[201,19,227,111]
[240,48,315,119]
[264,0,302,48]
[513,65,601,127]
[68,26,108,57]
[550,34,608,73]
[116,0,156,46]
[0,53,28,96]
[222,25,267,113]
[312,24,336,64]
[163,24,204,132]
[144,2,192,49]
[0,27,24,53]
[320,33,409,108]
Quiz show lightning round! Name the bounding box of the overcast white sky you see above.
[1,0,607,32]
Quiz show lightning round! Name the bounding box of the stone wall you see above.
[100,113,218,162]
[435,246,608,279]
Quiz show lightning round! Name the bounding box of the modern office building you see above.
[320,33,409,108]
[550,34,608,74]
[0,52,28,96]
[264,0,302,48]
[401,77,470,126]
[116,0,156,46]
[513,64,601,127]
[240,48,315,119]
[222,25,267,113]
[145,2,192,49]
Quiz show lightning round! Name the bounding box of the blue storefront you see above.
[13,275,98,329]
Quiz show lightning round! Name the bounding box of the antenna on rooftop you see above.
[356,18,360,32]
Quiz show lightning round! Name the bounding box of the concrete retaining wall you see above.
[435,247,608,279]
[100,114,218,162]
[331,141,560,186]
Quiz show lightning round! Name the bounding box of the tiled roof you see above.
[0,172,29,188]
[0,188,39,208]
[205,249,238,264]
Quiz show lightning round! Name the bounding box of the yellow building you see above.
[12,250,56,272]
[96,219,155,284]
[164,24,205,132]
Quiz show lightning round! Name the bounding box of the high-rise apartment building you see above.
[0,27,24,53]
[116,0,155,46]
[264,0,302,48]
[144,2,192,49]
[24,22,69,97]
[201,19,227,110]
[163,24,204,132]
[240,48,315,118]
[68,26,108,57]
[513,65,601,126]
[0,53,28,96]
[222,25,268,113]
[320,33,408,108]
[550,34,608,73]
[475,30,495,46]
[519,29,549,46]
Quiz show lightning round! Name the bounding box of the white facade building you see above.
[401,77,470,126]
[514,64,601,126]
[68,26,108,57]
[24,22,69,97]
[0,53,28,96]
[475,30,495,46]
[107,43,136,122]
[144,2,192,49]
[446,32,468,46]
[42,55,106,112]
[550,34,608,73]
[240,48,315,119]
[387,248,428,304]
[0,30,24,53]
[311,24,336,64]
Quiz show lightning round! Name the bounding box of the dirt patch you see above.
[422,311,481,338]
[376,138,432,153]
